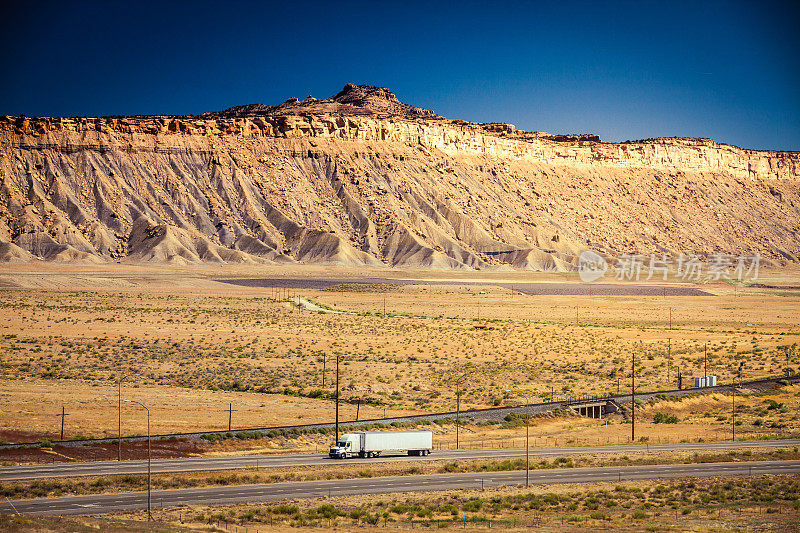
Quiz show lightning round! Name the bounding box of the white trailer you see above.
[329,430,433,459]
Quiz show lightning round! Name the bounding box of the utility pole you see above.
[454,371,473,450]
[335,354,340,442]
[57,405,68,441]
[119,379,122,459]
[383,296,386,317]
[322,353,326,387]
[631,352,635,442]
[456,379,461,450]
[125,400,151,520]
[787,347,791,378]
[118,373,135,461]
[732,371,736,442]
[677,367,682,390]
[704,343,708,385]
[228,403,234,432]
[525,395,529,487]
[503,390,529,486]
[733,363,743,442]
[667,339,671,381]
[356,399,361,421]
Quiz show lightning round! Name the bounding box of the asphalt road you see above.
[3,438,798,481]
[2,460,797,516]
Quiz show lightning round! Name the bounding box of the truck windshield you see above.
[337,441,347,447]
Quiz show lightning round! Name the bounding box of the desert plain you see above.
[0,263,798,448]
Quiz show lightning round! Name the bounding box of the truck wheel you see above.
[367,452,373,458]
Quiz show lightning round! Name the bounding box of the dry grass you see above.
[111,475,800,532]
[0,378,408,441]
[0,264,798,446]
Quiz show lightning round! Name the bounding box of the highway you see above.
[1,460,797,516]
[2,438,798,481]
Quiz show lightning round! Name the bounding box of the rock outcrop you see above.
[1,84,798,269]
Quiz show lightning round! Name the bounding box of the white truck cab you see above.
[329,433,367,459]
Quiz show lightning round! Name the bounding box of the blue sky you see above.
[1,0,797,150]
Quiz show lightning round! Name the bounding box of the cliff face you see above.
[1,85,798,269]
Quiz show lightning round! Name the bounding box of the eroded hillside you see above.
[1,84,798,269]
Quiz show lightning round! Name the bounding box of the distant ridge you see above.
[0,84,798,268]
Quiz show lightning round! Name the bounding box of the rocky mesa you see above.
[1,84,798,270]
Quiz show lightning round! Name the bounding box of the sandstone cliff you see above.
[1,84,798,269]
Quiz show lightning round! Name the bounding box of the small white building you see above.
[694,375,717,387]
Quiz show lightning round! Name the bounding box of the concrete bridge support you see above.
[572,403,606,419]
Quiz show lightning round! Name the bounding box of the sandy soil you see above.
[0,379,407,443]
[0,264,797,448]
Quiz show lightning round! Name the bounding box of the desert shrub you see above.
[463,498,483,512]
[764,399,784,410]
[315,504,342,519]
[653,413,680,424]
[442,461,460,473]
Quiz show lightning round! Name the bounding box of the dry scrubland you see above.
[4,381,798,463]
[0,265,798,447]
[4,476,796,532]
[131,476,800,532]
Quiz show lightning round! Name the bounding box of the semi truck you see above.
[329,430,433,459]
